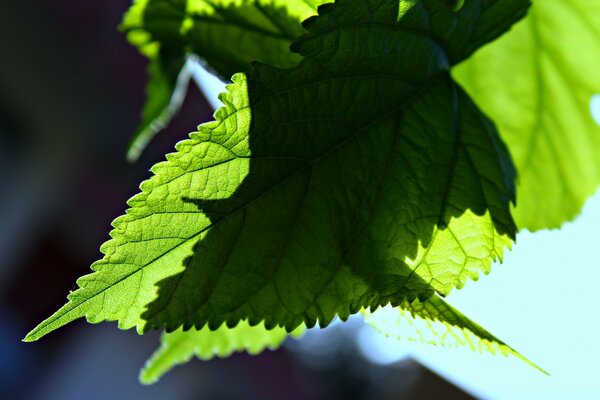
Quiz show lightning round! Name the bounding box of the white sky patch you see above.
[590,94,600,126]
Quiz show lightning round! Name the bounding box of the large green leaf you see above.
[140,321,304,384]
[364,295,545,373]
[25,0,528,341]
[454,0,600,230]
[122,0,327,160]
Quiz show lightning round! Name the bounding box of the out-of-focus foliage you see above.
[140,321,305,384]
[121,0,328,160]
[455,0,600,230]
[363,296,545,373]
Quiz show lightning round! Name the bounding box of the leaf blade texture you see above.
[25,0,529,342]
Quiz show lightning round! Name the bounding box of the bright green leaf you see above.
[121,0,326,79]
[140,321,304,384]
[454,0,600,230]
[364,295,546,373]
[25,0,528,342]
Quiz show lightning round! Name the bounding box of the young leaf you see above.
[454,0,600,230]
[140,321,305,384]
[363,296,546,373]
[25,0,528,342]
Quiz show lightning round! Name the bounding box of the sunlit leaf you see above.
[25,0,528,343]
[141,321,304,384]
[364,296,546,373]
[121,0,331,158]
[454,0,600,230]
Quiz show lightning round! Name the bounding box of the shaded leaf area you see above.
[454,0,600,230]
[143,0,525,332]
[25,0,528,342]
[122,0,327,160]
[363,295,546,373]
[140,321,305,384]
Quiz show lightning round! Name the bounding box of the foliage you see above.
[24,0,600,383]
[141,321,305,384]
[362,295,545,373]
[455,0,600,230]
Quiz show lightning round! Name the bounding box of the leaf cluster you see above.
[24,0,600,383]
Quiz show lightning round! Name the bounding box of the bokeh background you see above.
[3,1,600,399]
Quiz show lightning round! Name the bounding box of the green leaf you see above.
[121,0,325,79]
[127,50,190,162]
[23,77,251,341]
[25,0,528,342]
[454,0,600,230]
[140,321,304,384]
[363,295,546,373]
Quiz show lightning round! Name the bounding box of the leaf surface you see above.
[364,295,546,373]
[140,321,304,384]
[25,0,528,342]
[454,0,600,230]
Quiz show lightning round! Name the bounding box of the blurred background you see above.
[3,1,600,399]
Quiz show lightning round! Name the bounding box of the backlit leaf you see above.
[25,0,528,342]
[140,321,304,384]
[364,295,545,373]
[454,0,600,230]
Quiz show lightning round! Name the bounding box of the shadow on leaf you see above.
[141,0,519,333]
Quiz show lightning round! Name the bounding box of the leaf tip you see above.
[517,353,550,376]
[22,325,44,343]
[138,368,158,386]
